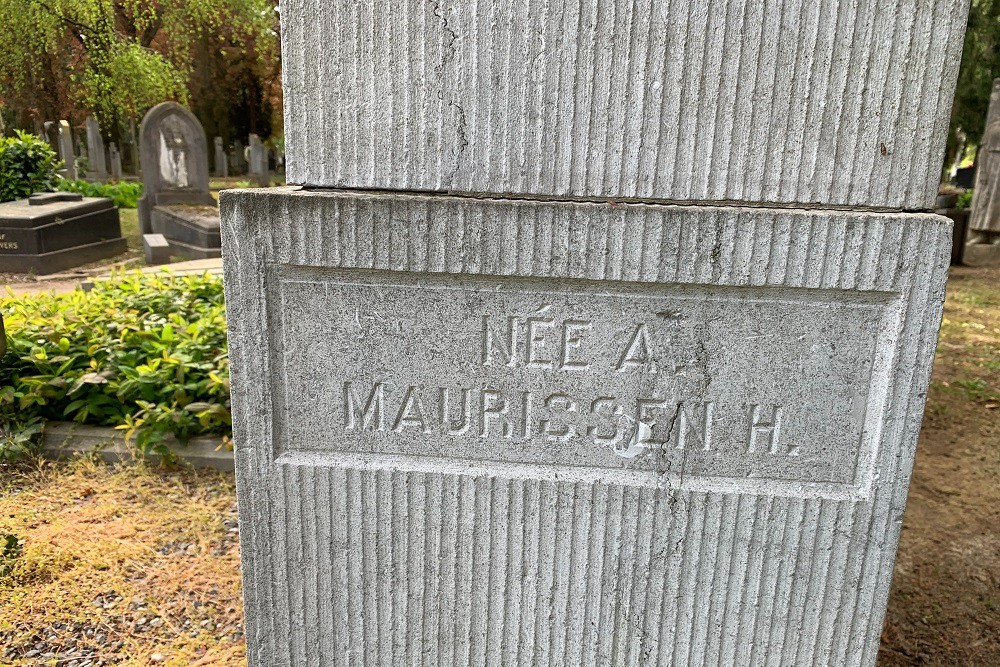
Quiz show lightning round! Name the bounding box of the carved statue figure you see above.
[158,115,190,189]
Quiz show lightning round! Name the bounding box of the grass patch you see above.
[0,458,243,666]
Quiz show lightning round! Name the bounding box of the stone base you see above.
[164,236,223,260]
[222,187,951,667]
[0,237,127,275]
[963,241,1000,267]
[149,203,222,260]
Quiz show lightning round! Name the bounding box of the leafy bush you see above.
[0,272,230,458]
[957,190,974,210]
[0,131,61,203]
[57,178,143,208]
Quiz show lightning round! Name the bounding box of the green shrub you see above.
[0,131,61,203]
[57,178,143,208]
[0,272,230,458]
[957,190,974,210]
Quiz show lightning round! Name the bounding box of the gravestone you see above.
[231,138,245,174]
[56,120,75,180]
[0,192,125,274]
[42,121,58,155]
[85,116,107,182]
[137,102,220,259]
[108,142,122,181]
[223,2,966,665]
[214,136,228,178]
[966,78,1000,266]
[248,134,269,187]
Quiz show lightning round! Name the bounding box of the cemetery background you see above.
[0,0,999,666]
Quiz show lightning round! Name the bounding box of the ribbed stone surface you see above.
[222,187,949,666]
[281,0,967,209]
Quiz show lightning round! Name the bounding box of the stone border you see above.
[40,421,234,472]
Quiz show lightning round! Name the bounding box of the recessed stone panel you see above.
[272,269,897,499]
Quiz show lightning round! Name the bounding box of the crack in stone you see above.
[427,1,467,183]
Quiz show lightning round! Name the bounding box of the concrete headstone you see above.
[56,120,75,180]
[136,102,220,259]
[248,134,269,187]
[85,116,107,182]
[224,1,965,665]
[214,136,229,178]
[966,78,1000,265]
[108,143,122,181]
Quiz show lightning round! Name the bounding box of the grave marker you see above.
[56,120,74,180]
[85,116,107,182]
[137,102,220,258]
[223,1,968,665]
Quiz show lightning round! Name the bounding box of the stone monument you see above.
[214,136,228,178]
[0,192,125,274]
[137,102,220,259]
[84,116,107,182]
[56,120,75,180]
[966,78,1000,266]
[108,142,122,181]
[248,134,268,187]
[223,2,967,665]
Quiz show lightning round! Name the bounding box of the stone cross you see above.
[222,2,967,665]
[85,116,107,182]
[56,120,75,180]
[214,136,229,178]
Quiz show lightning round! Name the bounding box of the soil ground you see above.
[0,266,997,666]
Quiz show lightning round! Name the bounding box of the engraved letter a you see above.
[344,381,385,431]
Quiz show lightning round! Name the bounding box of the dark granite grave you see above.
[0,192,126,274]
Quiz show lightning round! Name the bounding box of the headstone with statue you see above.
[137,102,220,260]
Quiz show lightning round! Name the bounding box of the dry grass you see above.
[0,458,244,666]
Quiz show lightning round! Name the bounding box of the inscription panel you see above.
[271,267,898,498]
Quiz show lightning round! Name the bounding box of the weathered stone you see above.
[0,194,125,274]
[248,134,268,187]
[85,116,107,182]
[142,233,171,265]
[214,137,228,178]
[222,187,950,666]
[281,0,968,209]
[966,78,1000,265]
[136,102,220,259]
[108,143,122,181]
[56,120,75,180]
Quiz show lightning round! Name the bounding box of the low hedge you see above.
[57,178,143,208]
[1,272,230,458]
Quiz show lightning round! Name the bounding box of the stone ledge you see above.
[39,421,234,472]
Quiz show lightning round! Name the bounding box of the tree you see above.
[945,0,1000,173]
[0,0,278,144]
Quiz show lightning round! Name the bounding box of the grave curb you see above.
[39,421,234,472]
